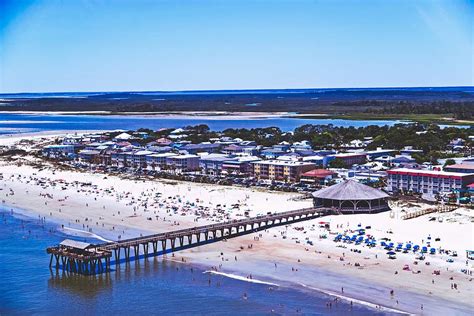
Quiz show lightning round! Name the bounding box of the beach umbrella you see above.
[386,251,396,255]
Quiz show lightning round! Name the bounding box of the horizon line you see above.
[1,85,473,95]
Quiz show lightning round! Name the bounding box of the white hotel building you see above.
[386,168,474,195]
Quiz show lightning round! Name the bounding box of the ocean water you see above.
[0,209,391,315]
[0,113,410,135]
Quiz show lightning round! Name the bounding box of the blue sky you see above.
[0,0,472,93]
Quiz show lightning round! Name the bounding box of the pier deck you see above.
[47,207,329,274]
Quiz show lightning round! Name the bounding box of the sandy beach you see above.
[1,132,473,315]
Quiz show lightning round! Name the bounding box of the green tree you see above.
[443,159,456,168]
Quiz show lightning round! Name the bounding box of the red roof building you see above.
[301,169,336,183]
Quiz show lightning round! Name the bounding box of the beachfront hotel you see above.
[387,168,474,196]
[251,160,316,182]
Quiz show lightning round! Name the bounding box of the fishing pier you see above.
[47,207,326,274]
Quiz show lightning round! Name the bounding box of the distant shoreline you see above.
[0,110,472,126]
[0,110,300,118]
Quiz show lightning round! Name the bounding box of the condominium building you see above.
[146,153,178,170]
[251,160,316,182]
[386,168,474,195]
[165,154,200,171]
[199,154,237,175]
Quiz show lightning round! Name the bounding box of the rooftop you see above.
[252,160,315,166]
[334,152,367,158]
[302,169,336,178]
[444,163,474,171]
[60,239,91,250]
[312,179,388,200]
[387,168,473,177]
[169,154,199,159]
[147,152,177,158]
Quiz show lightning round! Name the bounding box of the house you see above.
[329,153,367,167]
[170,128,185,134]
[239,140,257,146]
[261,147,286,159]
[302,155,334,167]
[43,144,77,157]
[374,155,416,166]
[181,143,221,155]
[62,135,83,145]
[221,144,258,156]
[133,132,149,139]
[114,132,135,141]
[78,149,101,162]
[400,146,423,156]
[291,140,312,151]
[154,138,174,146]
[251,160,316,182]
[300,169,336,184]
[84,134,107,142]
[366,148,396,160]
[341,139,366,149]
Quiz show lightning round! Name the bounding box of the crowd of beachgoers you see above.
[1,132,473,315]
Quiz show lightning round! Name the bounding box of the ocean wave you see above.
[298,282,411,315]
[203,270,279,287]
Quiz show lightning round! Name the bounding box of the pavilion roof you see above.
[312,179,388,201]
